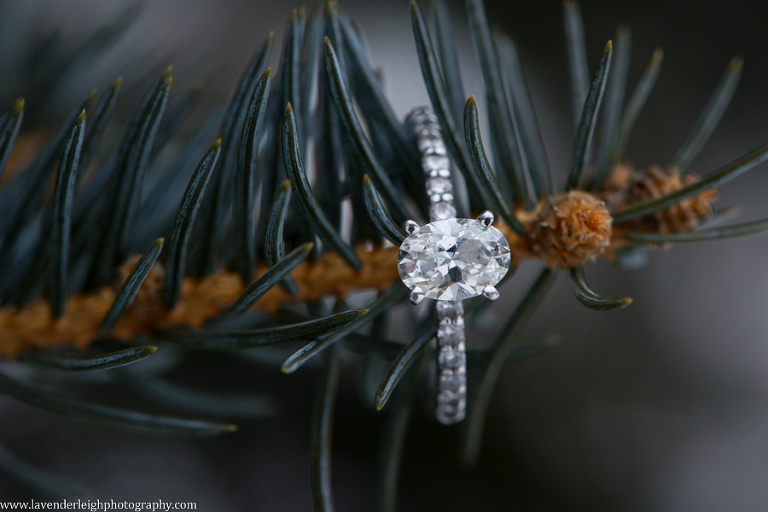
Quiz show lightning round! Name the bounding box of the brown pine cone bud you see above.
[526,190,612,269]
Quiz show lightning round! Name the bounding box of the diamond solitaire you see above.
[397,215,511,302]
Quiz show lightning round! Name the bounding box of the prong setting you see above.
[482,284,500,301]
[409,287,426,305]
[404,219,420,236]
[477,210,494,228]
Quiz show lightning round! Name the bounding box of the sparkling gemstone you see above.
[436,301,463,319]
[437,390,465,415]
[438,322,465,344]
[418,136,447,155]
[423,153,450,174]
[430,203,456,220]
[438,344,467,369]
[440,368,466,389]
[397,218,511,300]
[427,177,452,195]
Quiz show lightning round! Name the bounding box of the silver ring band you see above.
[406,106,467,425]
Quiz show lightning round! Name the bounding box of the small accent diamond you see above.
[427,177,452,195]
[429,203,456,220]
[438,344,467,369]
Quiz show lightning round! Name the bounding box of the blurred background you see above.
[2,0,768,510]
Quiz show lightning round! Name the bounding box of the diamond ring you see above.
[400,107,511,424]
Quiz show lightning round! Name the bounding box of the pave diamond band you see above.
[402,107,511,425]
[406,106,464,424]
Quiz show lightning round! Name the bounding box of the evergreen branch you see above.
[463,96,526,235]
[219,242,314,319]
[611,48,664,168]
[0,369,236,437]
[118,369,278,419]
[362,175,407,246]
[375,321,435,410]
[624,217,768,243]
[77,78,121,185]
[595,26,631,182]
[164,140,222,309]
[467,0,528,206]
[310,344,341,512]
[668,56,743,172]
[281,284,405,373]
[323,37,412,223]
[0,445,88,499]
[494,31,552,198]
[410,0,485,213]
[100,238,164,333]
[19,346,157,372]
[50,110,86,319]
[0,98,24,181]
[568,266,632,310]
[563,0,590,127]
[612,142,768,222]
[154,310,368,350]
[566,41,612,191]
[282,103,362,269]
[234,68,272,284]
[377,353,420,512]
[199,32,273,273]
[461,268,557,466]
[87,70,171,287]
[264,180,299,294]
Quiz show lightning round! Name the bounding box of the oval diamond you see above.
[397,218,511,301]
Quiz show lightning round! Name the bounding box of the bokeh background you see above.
[2,0,768,510]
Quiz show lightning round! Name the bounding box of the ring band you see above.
[405,107,467,424]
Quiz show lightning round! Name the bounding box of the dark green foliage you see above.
[375,321,435,410]
[494,32,551,197]
[198,33,273,274]
[118,368,278,419]
[431,0,465,124]
[164,140,222,308]
[612,142,768,222]
[50,110,86,318]
[563,0,590,127]
[668,57,742,172]
[464,96,526,234]
[86,71,171,288]
[0,98,24,181]
[568,266,632,310]
[0,369,235,436]
[322,37,412,223]
[310,344,341,512]
[282,285,405,374]
[282,104,361,269]
[220,242,313,319]
[595,26,631,181]
[0,445,88,498]
[461,269,557,466]
[411,0,485,214]
[625,217,768,243]
[362,175,407,246]
[77,78,121,184]
[466,0,528,206]
[234,68,272,284]
[609,48,663,173]
[377,352,421,512]
[100,238,164,333]
[20,345,157,371]
[264,180,299,293]
[566,41,612,191]
[155,310,369,350]
[1,0,766,507]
